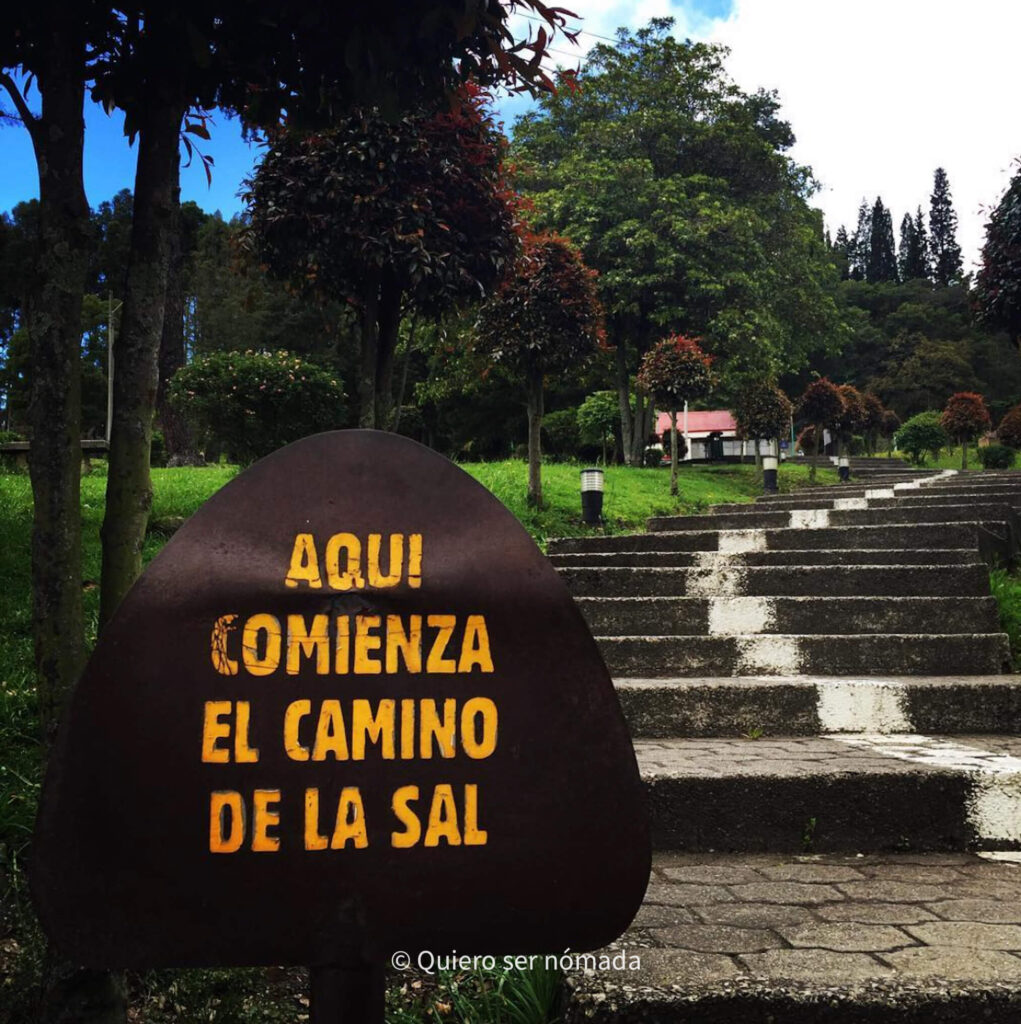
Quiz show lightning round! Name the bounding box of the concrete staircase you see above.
[551,468,1021,1021]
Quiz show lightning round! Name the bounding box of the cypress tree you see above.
[930,167,963,286]
[849,200,871,281]
[867,197,897,282]
[832,225,852,280]
[900,206,930,281]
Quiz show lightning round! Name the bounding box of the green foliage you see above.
[511,17,848,391]
[895,411,948,465]
[732,379,793,441]
[867,197,898,283]
[169,351,345,464]
[929,167,963,287]
[977,164,1021,346]
[979,444,1016,470]
[636,335,714,409]
[990,569,1021,671]
[540,408,581,459]
[999,406,1021,450]
[576,391,619,455]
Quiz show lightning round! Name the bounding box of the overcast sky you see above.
[504,0,1021,272]
[2,0,1019,272]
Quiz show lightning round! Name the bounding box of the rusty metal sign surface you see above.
[32,430,650,968]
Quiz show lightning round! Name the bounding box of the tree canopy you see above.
[976,163,1021,347]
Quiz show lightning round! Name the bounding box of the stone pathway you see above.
[567,853,1021,1021]
[549,465,1021,1020]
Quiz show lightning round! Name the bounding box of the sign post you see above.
[32,431,650,1017]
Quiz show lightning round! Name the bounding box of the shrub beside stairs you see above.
[549,463,1021,1022]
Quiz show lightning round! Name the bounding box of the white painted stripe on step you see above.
[717,529,767,553]
[815,681,911,733]
[692,552,737,569]
[833,497,868,511]
[865,488,896,499]
[686,568,744,596]
[893,481,922,491]
[707,597,773,635]
[977,851,1021,863]
[735,635,801,674]
[789,509,831,528]
[830,734,1021,843]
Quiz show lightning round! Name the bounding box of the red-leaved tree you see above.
[637,335,714,495]
[797,377,844,482]
[941,392,992,469]
[475,232,605,507]
[244,86,520,429]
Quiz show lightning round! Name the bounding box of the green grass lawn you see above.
[0,455,835,1021]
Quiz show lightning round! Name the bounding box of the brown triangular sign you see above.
[33,431,650,969]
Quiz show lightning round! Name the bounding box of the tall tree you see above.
[976,163,1021,347]
[475,233,604,506]
[797,377,843,481]
[899,208,929,281]
[929,167,963,287]
[867,197,897,283]
[245,89,520,430]
[832,225,852,280]
[848,200,871,281]
[512,18,846,465]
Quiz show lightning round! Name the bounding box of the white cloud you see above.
[710,0,1021,270]
[504,0,1021,270]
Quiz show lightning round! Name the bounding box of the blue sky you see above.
[2,0,1019,270]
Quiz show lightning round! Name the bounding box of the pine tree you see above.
[849,200,871,281]
[929,167,963,286]
[832,225,851,280]
[867,197,897,282]
[899,206,930,281]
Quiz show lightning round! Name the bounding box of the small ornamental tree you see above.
[896,411,948,466]
[732,379,793,465]
[475,233,604,507]
[637,335,714,495]
[577,390,620,464]
[940,392,992,469]
[833,384,867,456]
[861,392,885,454]
[796,378,844,482]
[244,87,519,429]
[880,409,901,453]
[169,351,346,464]
[998,405,1021,450]
[976,166,1021,347]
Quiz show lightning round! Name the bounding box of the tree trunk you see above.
[630,391,649,467]
[19,40,89,747]
[614,340,634,465]
[669,406,679,496]
[358,269,381,428]
[155,171,196,463]
[392,317,417,435]
[374,270,402,430]
[810,422,820,483]
[11,24,129,1023]
[100,98,186,629]
[526,366,543,507]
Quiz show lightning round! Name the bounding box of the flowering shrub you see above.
[169,350,345,464]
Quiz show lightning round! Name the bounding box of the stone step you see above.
[741,488,1021,513]
[549,548,978,568]
[562,563,989,598]
[549,522,988,555]
[647,502,1019,533]
[567,851,1021,1023]
[617,676,1021,738]
[579,595,1000,636]
[598,634,1011,677]
[635,734,1021,852]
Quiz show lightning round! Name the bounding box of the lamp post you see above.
[580,467,604,525]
